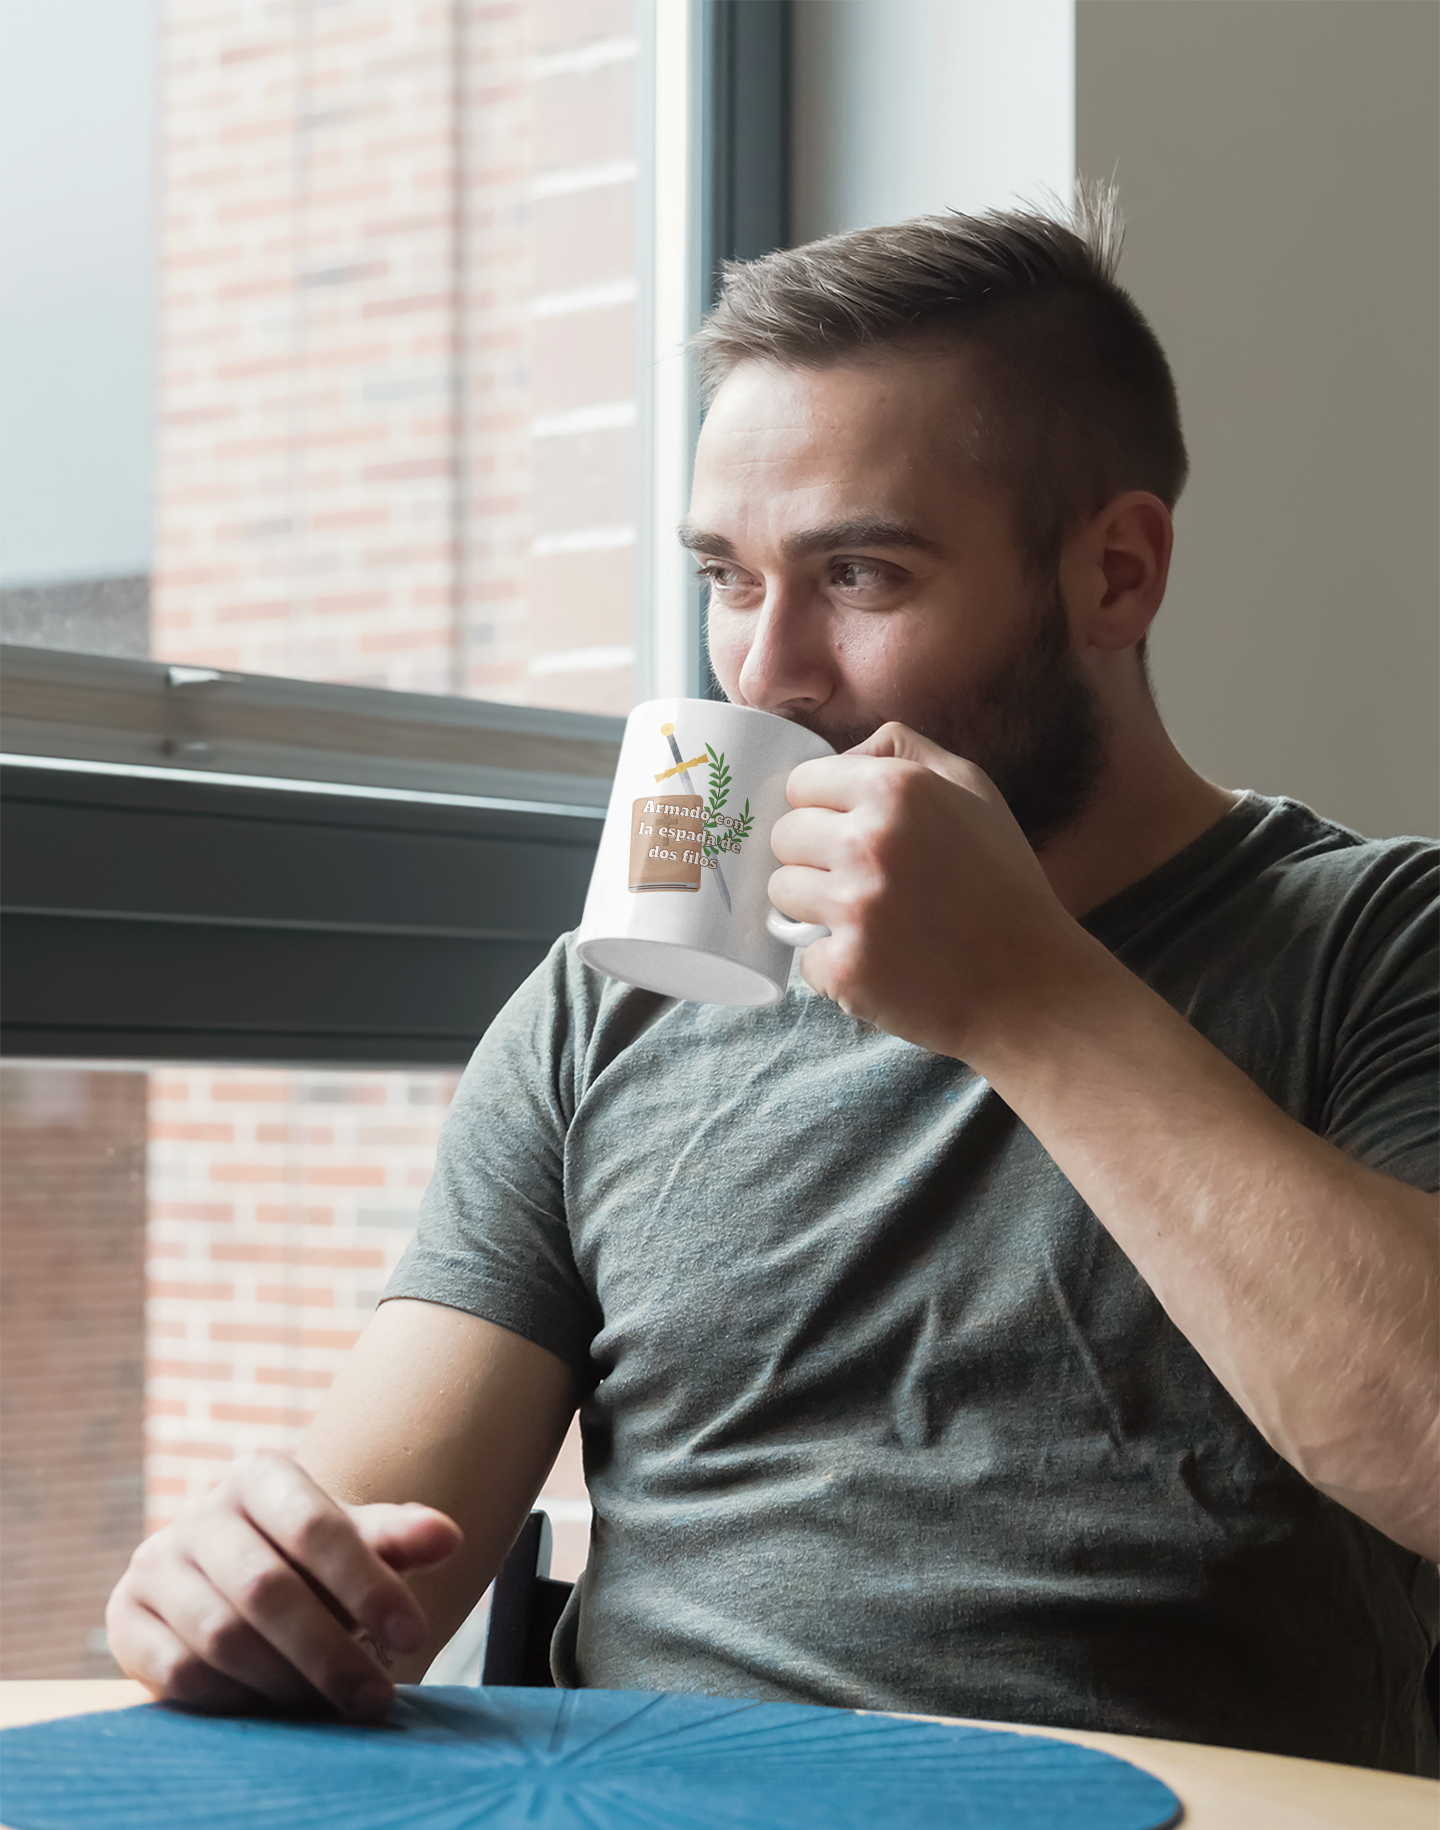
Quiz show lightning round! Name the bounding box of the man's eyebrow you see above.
[676,519,943,561]
[676,524,738,560]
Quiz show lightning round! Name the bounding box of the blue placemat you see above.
[0,1686,1182,1830]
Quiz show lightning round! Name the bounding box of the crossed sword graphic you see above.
[655,722,731,912]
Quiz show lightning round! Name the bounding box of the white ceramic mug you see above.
[575,697,835,1005]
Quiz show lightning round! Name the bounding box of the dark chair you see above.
[480,1510,574,1687]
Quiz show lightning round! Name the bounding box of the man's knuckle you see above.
[128,1533,165,1580]
[290,1506,343,1565]
[165,1651,224,1706]
[234,1557,294,1616]
[194,1607,248,1666]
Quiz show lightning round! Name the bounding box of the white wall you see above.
[1078,0,1438,840]
[790,0,1437,841]
[792,0,1074,239]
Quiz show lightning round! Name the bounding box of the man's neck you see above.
[1039,707,1242,921]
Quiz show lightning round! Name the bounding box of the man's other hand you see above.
[768,721,1084,1057]
[105,1452,461,1721]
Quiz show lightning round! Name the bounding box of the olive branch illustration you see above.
[702,746,754,856]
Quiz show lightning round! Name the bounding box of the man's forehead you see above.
[701,345,983,429]
[689,350,992,545]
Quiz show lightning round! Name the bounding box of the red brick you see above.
[255,1365,341,1388]
[211,1401,316,1428]
[254,1285,336,1308]
[149,1360,234,1382]
[209,1323,363,1350]
[210,1082,291,1103]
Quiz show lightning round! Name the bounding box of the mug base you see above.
[576,936,782,1007]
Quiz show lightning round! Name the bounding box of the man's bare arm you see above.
[968,943,1439,1559]
[107,1298,578,1716]
[772,728,1439,1558]
[296,1298,579,1678]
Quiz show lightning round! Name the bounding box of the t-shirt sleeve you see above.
[1320,843,1439,1192]
[382,937,602,1378]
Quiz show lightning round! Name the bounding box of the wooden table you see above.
[1,1679,1435,1830]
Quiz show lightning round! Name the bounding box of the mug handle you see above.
[765,906,830,949]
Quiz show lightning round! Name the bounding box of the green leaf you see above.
[704,745,729,815]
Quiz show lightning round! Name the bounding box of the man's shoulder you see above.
[1228,793,1437,939]
[1095,792,1434,948]
[1241,791,1436,869]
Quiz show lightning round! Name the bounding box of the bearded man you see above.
[107,194,1439,1776]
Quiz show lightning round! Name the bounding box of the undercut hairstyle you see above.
[691,184,1188,578]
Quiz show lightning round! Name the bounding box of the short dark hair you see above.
[691,185,1188,576]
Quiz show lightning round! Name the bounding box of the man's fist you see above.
[105,1451,461,1720]
[768,721,1082,1058]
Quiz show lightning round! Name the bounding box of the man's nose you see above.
[735,583,830,716]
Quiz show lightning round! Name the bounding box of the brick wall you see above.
[0,1068,147,1678]
[144,1067,592,1585]
[144,1068,455,1527]
[154,0,639,714]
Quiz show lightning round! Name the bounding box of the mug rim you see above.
[629,695,836,754]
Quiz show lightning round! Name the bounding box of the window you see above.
[1,0,790,1680]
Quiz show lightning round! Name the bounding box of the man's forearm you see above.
[962,933,1440,1559]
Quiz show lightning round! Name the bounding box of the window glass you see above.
[0,1062,589,1681]
[1,0,644,720]
[0,1065,147,1679]
[0,0,155,646]
[2,0,633,1682]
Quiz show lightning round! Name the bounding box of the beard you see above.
[785,583,1111,850]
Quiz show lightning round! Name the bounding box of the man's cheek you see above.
[705,628,746,699]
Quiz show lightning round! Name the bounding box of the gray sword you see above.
[663,725,731,912]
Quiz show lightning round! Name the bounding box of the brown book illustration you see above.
[629,795,705,891]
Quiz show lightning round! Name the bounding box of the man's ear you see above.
[1060,491,1174,653]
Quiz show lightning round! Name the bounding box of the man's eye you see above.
[696,564,748,591]
[832,560,886,589]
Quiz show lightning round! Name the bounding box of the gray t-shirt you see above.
[386,793,1439,1773]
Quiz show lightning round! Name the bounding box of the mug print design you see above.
[627,722,754,903]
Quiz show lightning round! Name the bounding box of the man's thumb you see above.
[356,1501,464,1572]
[845,720,995,798]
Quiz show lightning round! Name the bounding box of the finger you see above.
[188,1505,395,1720]
[232,1454,430,1659]
[115,1552,321,1712]
[111,1598,269,1715]
[768,862,830,929]
[769,804,843,868]
[351,1502,464,1574]
[783,752,898,812]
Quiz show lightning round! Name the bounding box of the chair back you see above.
[480,1510,574,1687]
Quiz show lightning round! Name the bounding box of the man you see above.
[107,194,1439,1774]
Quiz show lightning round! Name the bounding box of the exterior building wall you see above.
[153,0,638,715]
[143,1067,459,1531]
[0,1068,148,1678]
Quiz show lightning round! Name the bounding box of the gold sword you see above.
[654,753,707,784]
